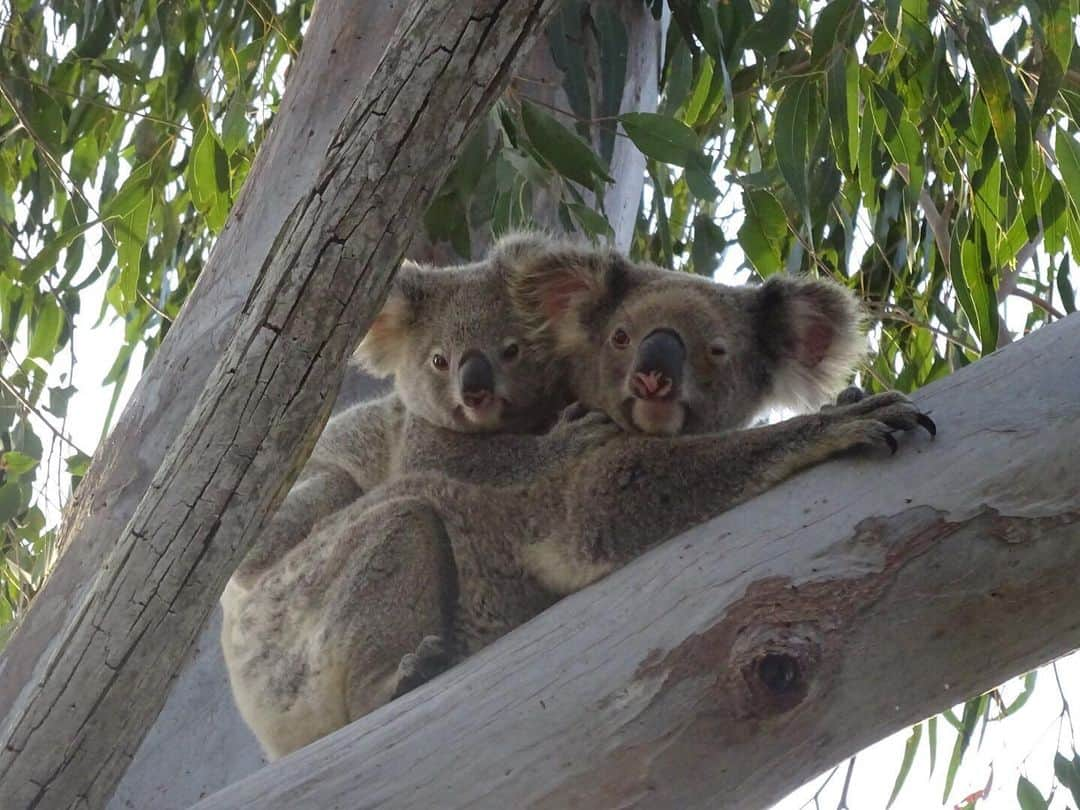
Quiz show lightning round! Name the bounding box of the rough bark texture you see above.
[0,2,560,807]
[106,5,661,808]
[0,0,405,728]
[193,314,1080,810]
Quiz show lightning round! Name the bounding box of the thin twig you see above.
[802,764,840,810]
[1053,662,1076,743]
[837,756,857,810]
[0,373,88,458]
[873,306,980,354]
[1009,288,1065,320]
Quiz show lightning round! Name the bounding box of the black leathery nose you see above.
[634,329,685,387]
[459,351,495,400]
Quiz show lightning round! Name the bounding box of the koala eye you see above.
[611,327,630,349]
[501,341,520,362]
[431,352,449,371]
[709,341,728,359]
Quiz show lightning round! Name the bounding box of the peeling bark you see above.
[0,2,560,807]
[192,315,1080,810]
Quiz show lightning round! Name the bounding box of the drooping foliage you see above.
[0,0,1078,804]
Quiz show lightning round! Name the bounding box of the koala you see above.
[222,235,596,754]
[228,234,574,582]
[223,240,934,759]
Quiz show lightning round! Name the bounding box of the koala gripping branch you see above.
[0,1,558,807]
[190,314,1080,810]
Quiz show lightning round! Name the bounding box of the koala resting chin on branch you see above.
[222,235,935,759]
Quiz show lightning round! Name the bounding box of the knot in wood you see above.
[732,623,822,716]
[756,652,800,695]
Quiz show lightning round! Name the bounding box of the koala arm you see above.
[233,395,404,582]
[528,393,934,594]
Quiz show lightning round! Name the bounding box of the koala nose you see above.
[459,351,495,408]
[630,329,685,401]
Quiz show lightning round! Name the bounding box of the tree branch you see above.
[0,1,560,806]
[194,314,1080,810]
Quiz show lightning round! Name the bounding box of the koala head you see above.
[356,238,566,433]
[511,244,864,436]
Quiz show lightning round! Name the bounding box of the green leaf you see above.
[27,298,64,361]
[943,697,981,802]
[691,214,726,275]
[811,0,861,68]
[1057,255,1075,313]
[1056,128,1080,214]
[927,716,938,775]
[1053,751,1080,807]
[47,384,76,419]
[221,90,248,156]
[738,189,787,276]
[1016,775,1048,810]
[520,100,611,189]
[684,162,719,200]
[774,78,813,211]
[740,0,798,57]
[0,482,22,523]
[965,16,1024,186]
[66,451,92,478]
[566,202,614,240]
[1031,0,1077,123]
[887,724,921,807]
[620,112,702,168]
[1,451,39,479]
[20,219,100,284]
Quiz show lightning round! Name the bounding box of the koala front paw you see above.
[823,390,936,454]
[392,635,452,698]
[819,385,867,411]
[549,405,622,451]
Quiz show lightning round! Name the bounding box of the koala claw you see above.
[393,635,452,698]
[822,390,936,456]
[556,401,592,423]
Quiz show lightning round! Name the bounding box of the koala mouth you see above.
[455,395,509,429]
[623,397,687,436]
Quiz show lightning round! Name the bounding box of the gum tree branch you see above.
[195,314,1080,810]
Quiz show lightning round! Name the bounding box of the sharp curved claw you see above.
[916,413,937,437]
[884,432,898,454]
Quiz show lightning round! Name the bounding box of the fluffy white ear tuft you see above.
[354,262,423,378]
[757,276,866,410]
[507,245,619,355]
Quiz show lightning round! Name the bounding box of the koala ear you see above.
[509,248,627,355]
[354,262,424,377]
[755,276,866,409]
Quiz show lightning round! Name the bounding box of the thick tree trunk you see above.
[0,0,406,727]
[101,4,656,807]
[192,314,1080,810]
[107,5,661,808]
[0,2,561,807]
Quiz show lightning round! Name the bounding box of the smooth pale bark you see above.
[106,5,660,807]
[193,314,1080,810]
[0,2,561,807]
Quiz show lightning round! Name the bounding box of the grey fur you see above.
[223,236,933,759]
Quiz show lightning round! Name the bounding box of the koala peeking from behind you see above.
[223,236,935,760]
[227,234,574,582]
